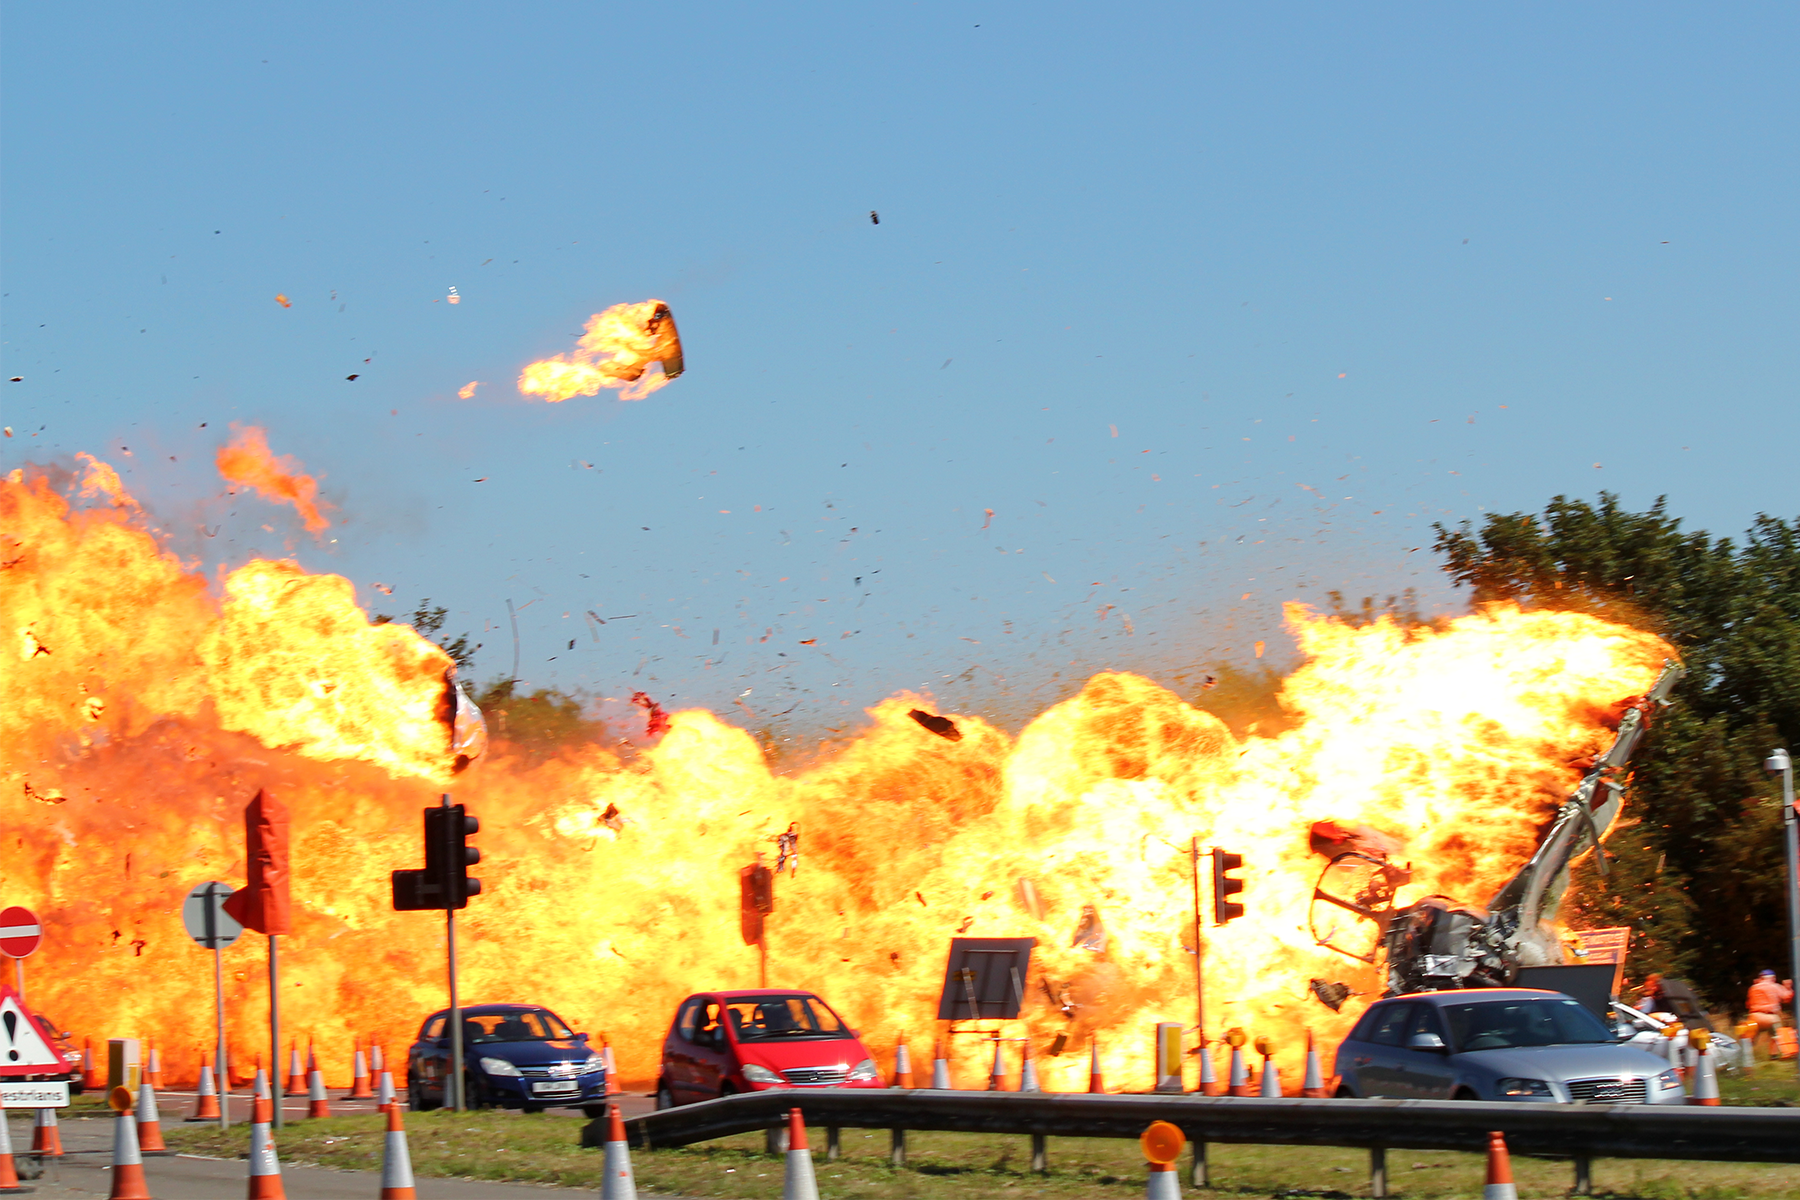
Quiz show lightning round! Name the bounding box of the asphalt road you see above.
[5,1091,671,1199]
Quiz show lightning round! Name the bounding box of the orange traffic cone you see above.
[1482,1130,1517,1200]
[136,1081,171,1155]
[379,1104,416,1200]
[1688,1030,1721,1106]
[376,1070,396,1111]
[82,1039,104,1091]
[145,1042,164,1090]
[892,1036,914,1088]
[306,1065,331,1119]
[0,1102,28,1195]
[1254,1036,1281,1097]
[1301,1030,1329,1097]
[987,1038,1008,1091]
[188,1057,221,1122]
[246,1094,285,1199]
[283,1044,305,1097]
[371,1043,385,1078]
[599,1104,635,1200]
[108,1108,153,1200]
[1199,1037,1224,1096]
[1019,1039,1042,1093]
[602,1035,622,1096]
[347,1046,374,1099]
[1226,1041,1252,1097]
[31,1106,63,1156]
[782,1107,819,1200]
[1088,1038,1106,1093]
[930,1039,953,1089]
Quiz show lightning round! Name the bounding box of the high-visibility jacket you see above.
[1748,978,1793,1015]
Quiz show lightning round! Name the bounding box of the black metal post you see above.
[890,1126,906,1166]
[448,904,463,1111]
[1369,1146,1387,1198]
[1030,1132,1046,1173]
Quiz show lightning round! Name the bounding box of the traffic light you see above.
[739,861,774,946]
[1211,847,1245,925]
[392,802,482,910]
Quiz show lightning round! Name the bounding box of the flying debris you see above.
[630,690,671,738]
[518,300,685,402]
[275,294,291,308]
[773,823,799,875]
[870,211,879,225]
[1308,979,1353,1011]
[346,374,359,381]
[1070,904,1108,953]
[443,669,488,773]
[907,709,962,741]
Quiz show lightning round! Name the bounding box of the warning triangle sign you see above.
[0,985,65,1075]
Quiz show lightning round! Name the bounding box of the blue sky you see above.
[4,3,1795,730]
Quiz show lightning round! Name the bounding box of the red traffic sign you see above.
[0,907,42,958]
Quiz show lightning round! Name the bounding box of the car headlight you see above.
[584,1053,606,1072]
[479,1057,521,1077]
[741,1064,783,1084]
[1654,1069,1683,1091]
[846,1059,879,1082]
[1495,1077,1552,1098]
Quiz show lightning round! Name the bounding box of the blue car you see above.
[407,1004,608,1112]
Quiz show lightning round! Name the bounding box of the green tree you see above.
[1434,495,1798,1007]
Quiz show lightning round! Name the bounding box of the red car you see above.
[656,989,883,1107]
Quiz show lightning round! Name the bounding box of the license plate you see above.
[531,1080,578,1095]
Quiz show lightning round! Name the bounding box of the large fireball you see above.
[0,462,1671,1092]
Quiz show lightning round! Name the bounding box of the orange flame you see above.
[215,426,331,534]
[0,463,1673,1094]
[517,300,682,402]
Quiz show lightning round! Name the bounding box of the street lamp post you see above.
[1764,748,1799,1082]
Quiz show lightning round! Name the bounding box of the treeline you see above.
[1435,494,1798,1010]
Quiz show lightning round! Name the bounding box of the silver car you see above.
[1333,988,1687,1104]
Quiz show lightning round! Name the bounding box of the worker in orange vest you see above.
[1747,970,1794,1060]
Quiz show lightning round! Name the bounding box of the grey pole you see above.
[1766,749,1799,1082]
[449,906,464,1111]
[1787,758,1800,1085]
[214,941,229,1131]
[268,933,282,1129]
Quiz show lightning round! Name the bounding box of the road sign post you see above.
[183,882,242,1130]
[0,905,43,1003]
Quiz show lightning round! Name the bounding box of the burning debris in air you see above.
[215,425,332,534]
[517,300,685,403]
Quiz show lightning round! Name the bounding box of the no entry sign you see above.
[0,907,41,958]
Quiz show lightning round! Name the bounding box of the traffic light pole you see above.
[1189,837,1209,1189]
[448,904,465,1111]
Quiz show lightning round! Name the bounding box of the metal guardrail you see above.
[619,1089,1800,1164]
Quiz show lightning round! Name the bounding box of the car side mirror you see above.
[1406,1032,1447,1051]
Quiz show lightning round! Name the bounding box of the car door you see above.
[1395,1003,1457,1098]
[413,1014,448,1103]
[689,999,729,1097]
[665,998,703,1102]
[1355,1002,1415,1097]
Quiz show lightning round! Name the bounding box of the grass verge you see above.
[160,1108,1799,1198]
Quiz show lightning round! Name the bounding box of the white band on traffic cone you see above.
[1145,1161,1181,1200]
[931,1041,952,1089]
[377,1070,396,1109]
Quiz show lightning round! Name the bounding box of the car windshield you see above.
[1442,998,1615,1051]
[459,1009,574,1043]
[724,996,848,1042]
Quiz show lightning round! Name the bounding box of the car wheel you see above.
[409,1072,439,1112]
[655,1080,676,1110]
[718,1083,736,1100]
[1334,1084,1357,1099]
[1452,1087,1480,1101]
